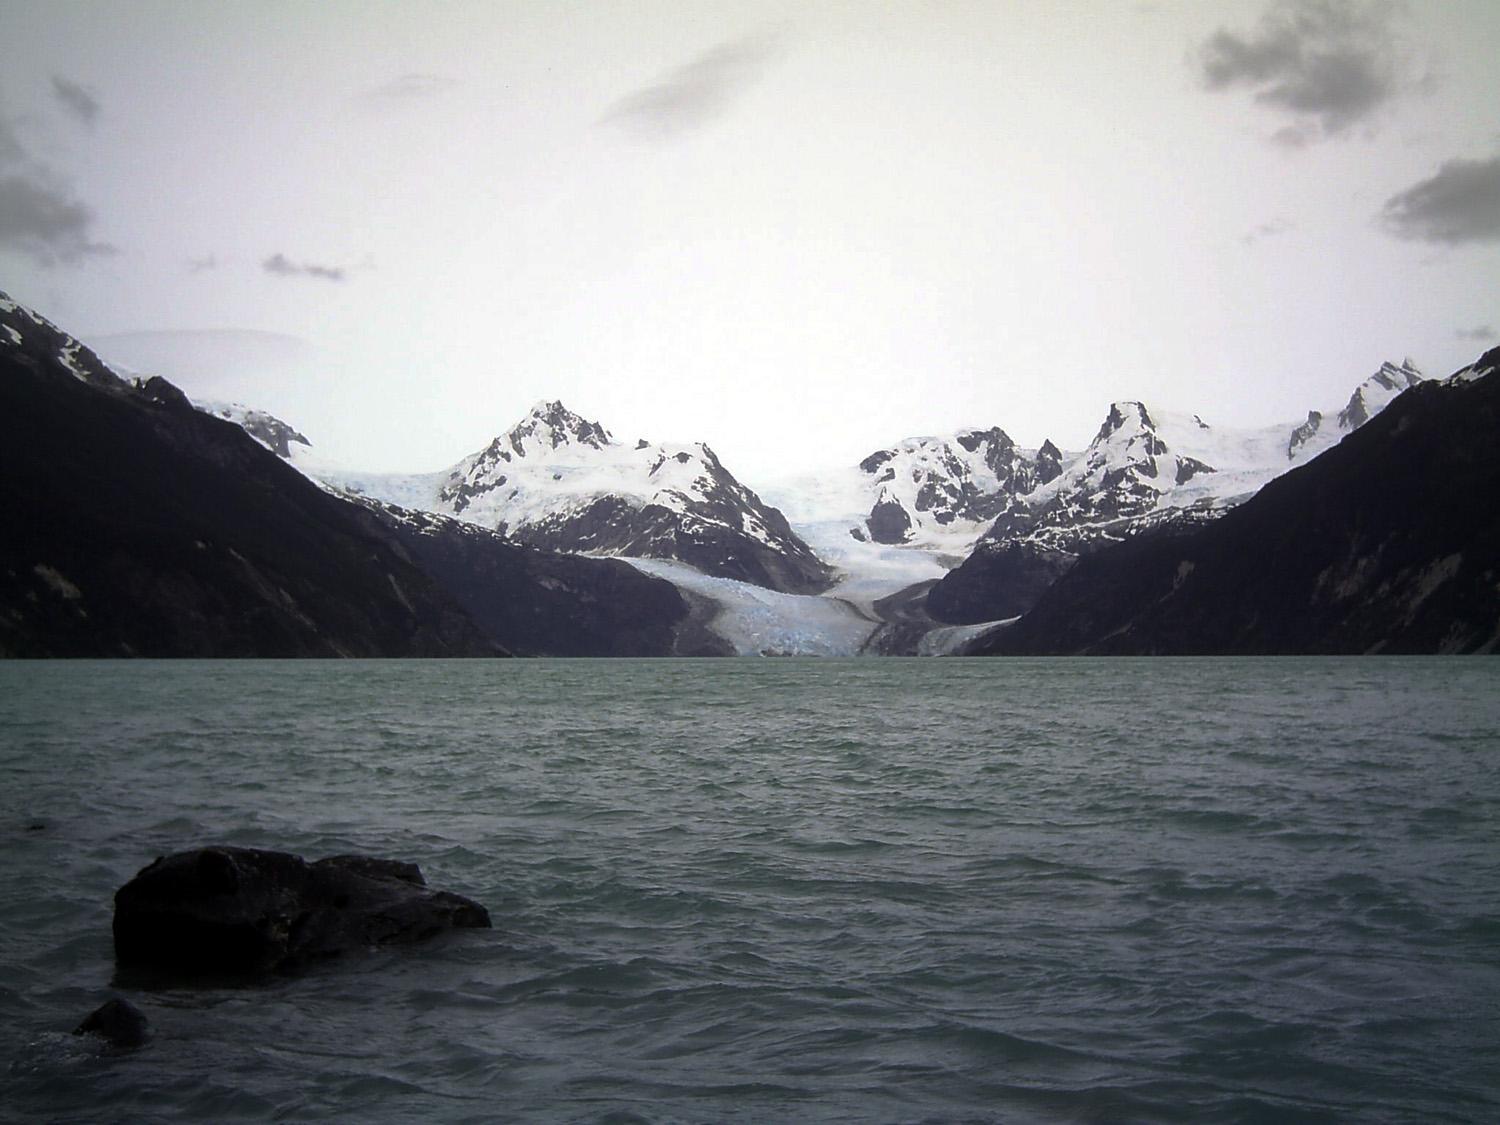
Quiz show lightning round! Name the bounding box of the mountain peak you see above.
[506,400,613,457]
[1098,401,1155,441]
[1340,360,1426,430]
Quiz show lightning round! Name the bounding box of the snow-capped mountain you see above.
[196,400,312,460]
[989,358,1428,555]
[968,351,1500,655]
[433,401,831,593]
[928,359,1431,623]
[851,428,1061,545]
[314,401,833,595]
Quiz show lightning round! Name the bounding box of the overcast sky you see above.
[2,0,1498,479]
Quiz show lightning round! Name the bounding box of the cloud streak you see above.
[601,35,780,142]
[1456,325,1496,342]
[1242,217,1296,245]
[1196,0,1414,143]
[51,75,101,125]
[355,73,457,109]
[263,252,347,281]
[0,175,116,263]
[1380,155,1500,244]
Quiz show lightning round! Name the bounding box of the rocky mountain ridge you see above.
[965,351,1500,655]
[927,359,1428,623]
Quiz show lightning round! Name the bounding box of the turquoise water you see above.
[2,658,1497,1122]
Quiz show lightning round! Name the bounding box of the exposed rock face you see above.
[430,401,833,594]
[969,353,1500,655]
[1034,439,1063,485]
[867,491,915,545]
[74,999,150,1050]
[850,427,1053,544]
[925,541,1076,624]
[0,292,500,658]
[113,848,491,976]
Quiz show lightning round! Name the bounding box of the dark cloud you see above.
[187,254,217,273]
[0,174,116,264]
[601,35,780,142]
[0,105,114,265]
[1197,0,1414,142]
[1456,325,1496,342]
[1380,155,1500,244]
[51,76,100,125]
[263,252,347,282]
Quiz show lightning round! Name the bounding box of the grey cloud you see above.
[356,73,457,108]
[187,254,217,272]
[0,115,23,165]
[602,35,780,142]
[0,106,114,265]
[1380,155,1500,244]
[1242,217,1296,245]
[51,76,100,125]
[263,252,347,282]
[1456,325,1496,342]
[1197,0,1413,142]
[0,174,116,264]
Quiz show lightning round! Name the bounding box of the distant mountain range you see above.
[927,360,1427,623]
[963,347,1500,655]
[7,287,1496,656]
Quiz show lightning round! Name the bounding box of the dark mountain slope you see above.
[971,355,1500,655]
[1,297,502,657]
[352,500,709,657]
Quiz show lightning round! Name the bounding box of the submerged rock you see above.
[113,847,491,976]
[74,997,150,1049]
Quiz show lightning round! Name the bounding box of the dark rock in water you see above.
[74,998,149,1049]
[113,847,491,976]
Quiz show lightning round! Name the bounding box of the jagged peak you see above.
[1339,360,1427,430]
[504,399,613,457]
[1371,358,1425,390]
[1097,401,1156,442]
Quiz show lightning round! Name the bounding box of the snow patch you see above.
[33,564,82,600]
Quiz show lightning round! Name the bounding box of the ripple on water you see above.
[0,656,1497,1122]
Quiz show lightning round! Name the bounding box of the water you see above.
[1,658,1497,1123]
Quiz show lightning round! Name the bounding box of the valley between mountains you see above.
[4,288,1497,657]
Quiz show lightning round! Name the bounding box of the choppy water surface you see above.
[1,657,1497,1123]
